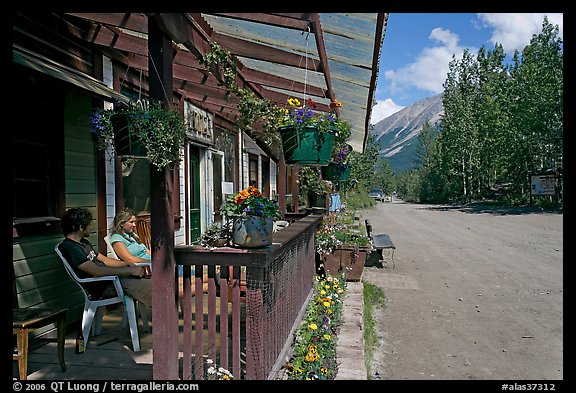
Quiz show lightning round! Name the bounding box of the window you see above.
[249,155,258,188]
[13,69,65,235]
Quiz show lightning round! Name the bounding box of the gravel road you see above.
[357,199,563,381]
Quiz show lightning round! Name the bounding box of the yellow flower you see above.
[323,301,331,308]
[288,97,301,107]
[305,352,319,362]
[320,289,326,295]
[323,334,331,340]
[308,323,318,330]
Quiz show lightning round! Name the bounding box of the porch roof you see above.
[62,13,388,157]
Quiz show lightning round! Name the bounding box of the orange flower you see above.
[330,99,342,109]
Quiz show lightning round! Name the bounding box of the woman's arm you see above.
[112,242,150,263]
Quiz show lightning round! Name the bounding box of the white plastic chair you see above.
[55,243,143,352]
[104,235,151,332]
[273,220,290,232]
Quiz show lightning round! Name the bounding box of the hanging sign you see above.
[185,101,213,143]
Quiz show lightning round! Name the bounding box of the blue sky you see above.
[371,13,564,124]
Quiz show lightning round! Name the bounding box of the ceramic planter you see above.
[232,216,274,248]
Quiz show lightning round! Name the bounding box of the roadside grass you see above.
[363,282,387,379]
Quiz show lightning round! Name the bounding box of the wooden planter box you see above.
[322,245,371,281]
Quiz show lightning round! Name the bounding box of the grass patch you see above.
[363,282,386,379]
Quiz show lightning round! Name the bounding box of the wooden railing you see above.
[173,214,322,380]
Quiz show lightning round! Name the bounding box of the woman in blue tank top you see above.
[109,209,151,263]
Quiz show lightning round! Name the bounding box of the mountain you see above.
[372,93,443,174]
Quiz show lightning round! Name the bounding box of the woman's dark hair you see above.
[61,207,93,235]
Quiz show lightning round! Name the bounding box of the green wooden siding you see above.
[13,90,100,338]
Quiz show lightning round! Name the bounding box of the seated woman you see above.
[109,209,151,264]
[110,209,207,297]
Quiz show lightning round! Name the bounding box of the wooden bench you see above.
[365,219,396,268]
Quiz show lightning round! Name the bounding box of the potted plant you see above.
[220,185,281,248]
[277,97,347,166]
[89,100,189,169]
[199,222,230,249]
[322,143,353,182]
[315,222,372,281]
[297,167,332,209]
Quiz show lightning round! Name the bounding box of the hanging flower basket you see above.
[278,125,335,166]
[232,216,274,248]
[321,162,351,181]
[111,113,148,158]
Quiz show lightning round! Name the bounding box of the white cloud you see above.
[384,27,470,97]
[477,13,563,54]
[371,98,405,124]
[382,13,563,102]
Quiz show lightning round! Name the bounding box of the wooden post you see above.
[278,157,287,219]
[148,16,179,380]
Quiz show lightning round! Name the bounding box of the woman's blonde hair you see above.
[110,208,142,243]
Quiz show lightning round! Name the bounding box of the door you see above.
[189,145,201,242]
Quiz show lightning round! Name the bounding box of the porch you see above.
[15,215,322,380]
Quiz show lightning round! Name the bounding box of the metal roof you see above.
[63,13,388,155]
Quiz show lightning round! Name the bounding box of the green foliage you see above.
[343,190,376,212]
[363,282,386,379]
[200,43,351,150]
[89,100,188,169]
[400,17,563,206]
[286,274,347,380]
[315,221,371,256]
[220,185,280,220]
[200,42,283,144]
[297,166,332,206]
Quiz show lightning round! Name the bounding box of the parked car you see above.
[368,188,385,202]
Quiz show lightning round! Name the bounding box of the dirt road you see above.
[358,199,563,380]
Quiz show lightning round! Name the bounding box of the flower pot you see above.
[278,125,335,166]
[111,113,148,158]
[321,162,351,181]
[322,246,370,281]
[232,216,274,248]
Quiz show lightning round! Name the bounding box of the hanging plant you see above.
[199,43,286,146]
[200,42,353,157]
[89,100,189,170]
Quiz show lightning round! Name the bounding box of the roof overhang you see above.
[62,13,388,157]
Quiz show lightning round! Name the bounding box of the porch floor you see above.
[13,296,247,381]
[13,305,154,380]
